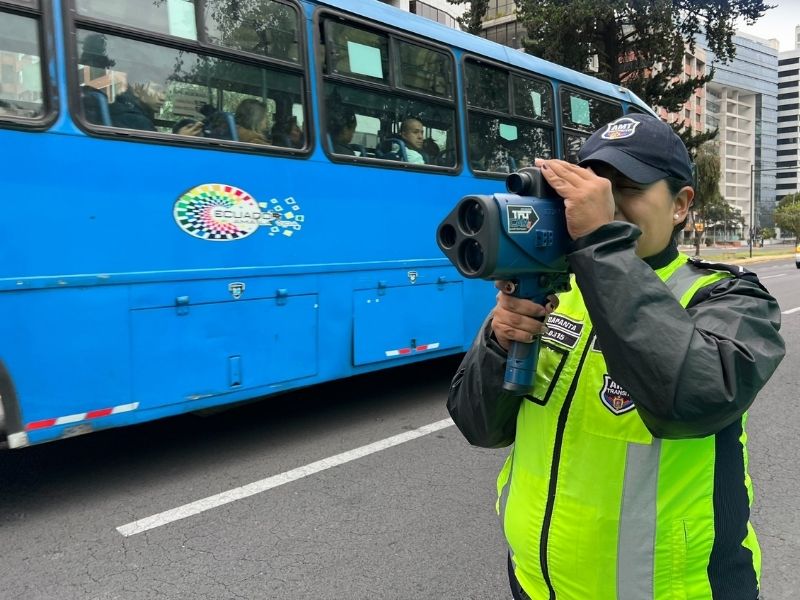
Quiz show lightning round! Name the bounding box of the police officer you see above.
[447,114,785,600]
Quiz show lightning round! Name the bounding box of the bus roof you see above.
[313,0,652,111]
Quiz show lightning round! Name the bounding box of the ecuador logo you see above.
[599,374,635,415]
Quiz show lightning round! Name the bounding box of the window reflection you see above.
[0,11,44,119]
[76,29,306,148]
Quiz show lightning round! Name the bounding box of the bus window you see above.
[397,41,452,98]
[0,9,45,120]
[204,0,301,63]
[465,58,554,175]
[76,0,301,63]
[325,21,390,84]
[75,0,200,40]
[73,21,307,150]
[320,16,457,169]
[560,88,622,162]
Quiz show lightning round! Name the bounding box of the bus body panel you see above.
[0,0,651,447]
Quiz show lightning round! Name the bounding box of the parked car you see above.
[795,242,799,269]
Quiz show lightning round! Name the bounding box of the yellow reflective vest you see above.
[498,253,760,600]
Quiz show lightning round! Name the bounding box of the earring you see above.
[674,214,680,220]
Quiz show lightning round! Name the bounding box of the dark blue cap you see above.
[577,114,693,185]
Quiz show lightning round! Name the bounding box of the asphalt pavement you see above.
[0,256,798,600]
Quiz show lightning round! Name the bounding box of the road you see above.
[0,256,798,600]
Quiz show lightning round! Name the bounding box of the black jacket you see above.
[448,222,786,445]
[109,91,156,131]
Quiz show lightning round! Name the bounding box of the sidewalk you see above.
[677,243,797,265]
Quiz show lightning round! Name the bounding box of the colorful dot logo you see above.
[174,184,263,241]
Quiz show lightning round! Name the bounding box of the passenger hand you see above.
[491,281,559,351]
[534,158,615,240]
[177,121,204,137]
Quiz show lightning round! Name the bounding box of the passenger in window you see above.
[109,80,201,136]
[329,108,357,155]
[109,81,165,131]
[422,138,440,163]
[400,117,426,164]
[272,115,303,149]
[234,99,271,145]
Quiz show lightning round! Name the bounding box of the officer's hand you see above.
[534,158,615,240]
[491,281,559,351]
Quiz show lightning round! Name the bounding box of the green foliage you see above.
[449,0,772,150]
[693,142,721,215]
[777,192,800,209]
[449,0,490,34]
[760,227,776,241]
[774,200,800,240]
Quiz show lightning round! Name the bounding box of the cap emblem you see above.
[601,117,639,140]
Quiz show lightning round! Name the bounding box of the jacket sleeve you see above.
[568,222,786,439]
[446,316,524,448]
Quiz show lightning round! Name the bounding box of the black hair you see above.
[328,107,357,137]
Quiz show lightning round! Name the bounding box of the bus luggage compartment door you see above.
[130,287,318,408]
[352,281,463,366]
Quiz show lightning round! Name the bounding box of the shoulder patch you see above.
[600,375,635,415]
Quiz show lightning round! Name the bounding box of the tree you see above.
[450,0,772,150]
[691,141,722,254]
[777,192,800,209]
[449,0,490,34]
[774,194,800,243]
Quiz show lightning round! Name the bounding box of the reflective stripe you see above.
[664,261,703,303]
[617,439,661,600]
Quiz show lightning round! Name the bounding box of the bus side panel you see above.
[1,286,131,426]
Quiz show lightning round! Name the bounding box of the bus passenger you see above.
[272,115,303,149]
[110,80,200,136]
[109,81,164,131]
[328,107,357,155]
[422,137,440,163]
[400,117,425,164]
[447,113,785,600]
[234,98,271,145]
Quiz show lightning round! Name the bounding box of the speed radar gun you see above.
[436,167,572,394]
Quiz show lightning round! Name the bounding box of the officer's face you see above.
[593,166,692,258]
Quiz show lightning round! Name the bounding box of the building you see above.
[658,48,707,138]
[380,0,464,30]
[701,33,779,235]
[480,0,524,49]
[776,25,800,201]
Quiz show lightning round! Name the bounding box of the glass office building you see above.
[702,33,779,231]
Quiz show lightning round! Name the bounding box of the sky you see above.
[736,1,799,51]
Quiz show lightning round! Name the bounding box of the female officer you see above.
[447,113,785,600]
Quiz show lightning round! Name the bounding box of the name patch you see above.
[543,314,583,349]
[600,374,635,415]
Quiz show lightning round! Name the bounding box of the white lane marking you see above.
[117,417,455,536]
[760,274,787,280]
[783,306,800,315]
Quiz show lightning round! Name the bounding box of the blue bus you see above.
[0,0,651,448]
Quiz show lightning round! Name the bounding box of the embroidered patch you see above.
[600,117,639,140]
[599,374,635,415]
[543,314,583,349]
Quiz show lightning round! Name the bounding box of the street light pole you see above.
[750,163,755,258]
